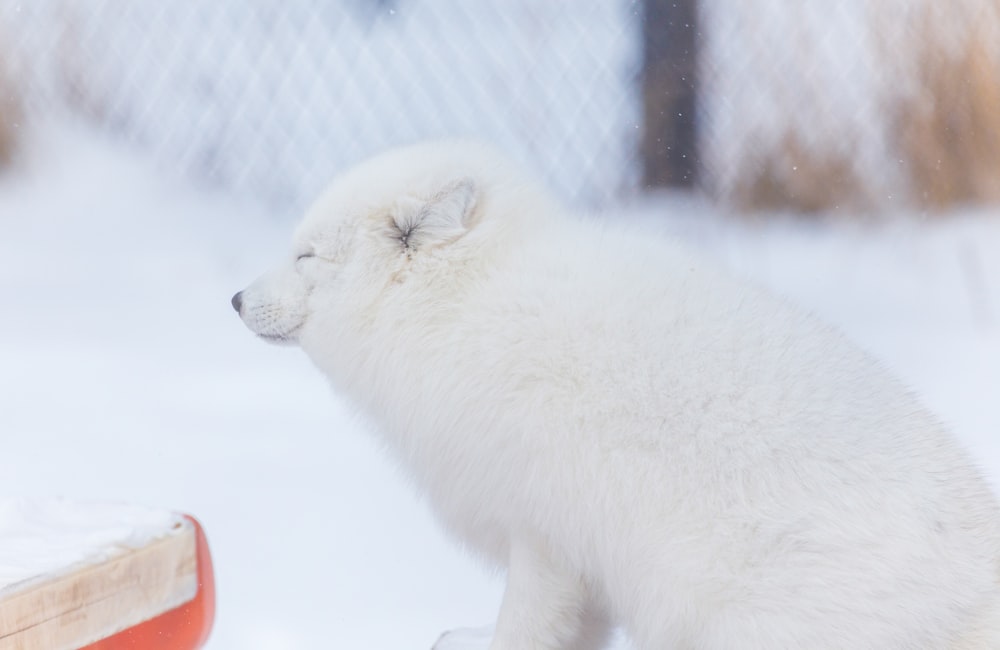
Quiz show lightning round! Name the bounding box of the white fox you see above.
[234,142,1000,649]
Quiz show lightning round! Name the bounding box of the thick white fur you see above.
[236,142,1000,649]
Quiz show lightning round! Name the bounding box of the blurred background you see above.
[0,1,997,648]
[4,0,1000,212]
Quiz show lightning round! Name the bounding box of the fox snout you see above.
[231,278,307,344]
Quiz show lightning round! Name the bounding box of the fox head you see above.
[232,141,550,367]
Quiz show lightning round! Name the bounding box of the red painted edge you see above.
[81,514,216,650]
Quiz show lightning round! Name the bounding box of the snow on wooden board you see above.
[0,498,197,650]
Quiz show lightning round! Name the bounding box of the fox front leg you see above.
[435,539,611,650]
[495,537,612,649]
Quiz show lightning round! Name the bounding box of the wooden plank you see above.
[0,520,198,650]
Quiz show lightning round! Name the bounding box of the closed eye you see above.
[295,252,317,271]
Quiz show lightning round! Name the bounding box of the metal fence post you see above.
[641,0,699,189]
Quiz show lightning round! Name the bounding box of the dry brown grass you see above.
[0,49,23,169]
[729,134,871,214]
[724,0,1000,215]
[889,6,1000,209]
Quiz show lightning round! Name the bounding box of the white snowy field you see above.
[0,122,998,649]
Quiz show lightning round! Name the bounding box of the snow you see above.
[0,122,998,648]
[0,497,183,589]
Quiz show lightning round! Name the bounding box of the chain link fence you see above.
[2,0,998,215]
[0,0,643,213]
[700,0,1000,212]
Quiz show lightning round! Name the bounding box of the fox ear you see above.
[392,178,479,251]
[414,178,478,243]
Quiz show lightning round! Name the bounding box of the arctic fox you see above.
[233,142,1000,649]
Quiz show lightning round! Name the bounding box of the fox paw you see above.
[431,625,494,650]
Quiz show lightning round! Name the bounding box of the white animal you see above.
[233,142,1000,649]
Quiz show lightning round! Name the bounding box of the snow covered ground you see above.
[0,122,998,648]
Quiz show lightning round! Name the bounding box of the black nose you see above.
[231,291,243,313]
